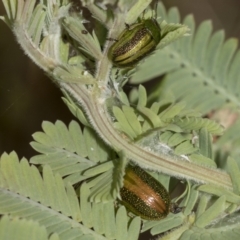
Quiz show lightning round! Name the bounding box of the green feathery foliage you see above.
[1,0,240,239]
[130,3,240,171]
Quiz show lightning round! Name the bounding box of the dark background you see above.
[0,0,240,158]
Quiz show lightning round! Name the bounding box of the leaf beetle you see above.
[120,164,181,220]
[108,16,161,67]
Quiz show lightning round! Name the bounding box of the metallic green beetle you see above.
[108,18,161,67]
[120,165,181,220]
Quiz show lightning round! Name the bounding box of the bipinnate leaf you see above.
[0,152,141,240]
[30,120,113,184]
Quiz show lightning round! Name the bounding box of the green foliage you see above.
[30,120,115,184]
[111,85,220,167]
[0,152,141,240]
[129,2,240,167]
[131,3,240,113]
[1,0,240,240]
[2,120,239,239]
[0,215,60,240]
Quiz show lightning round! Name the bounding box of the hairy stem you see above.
[60,81,232,190]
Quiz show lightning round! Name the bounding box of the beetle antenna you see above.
[154,0,158,19]
[142,9,145,20]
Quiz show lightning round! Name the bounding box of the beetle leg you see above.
[125,23,130,29]
[106,37,118,42]
[169,202,183,214]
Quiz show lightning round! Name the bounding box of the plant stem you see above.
[61,82,232,190]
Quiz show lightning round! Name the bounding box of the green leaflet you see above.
[159,102,186,121]
[122,106,142,136]
[118,91,130,106]
[183,186,199,217]
[159,131,174,144]
[141,213,184,235]
[226,203,238,214]
[126,217,141,240]
[198,128,213,159]
[174,141,197,155]
[84,127,112,162]
[84,161,115,178]
[195,194,211,219]
[168,133,192,147]
[137,106,163,128]
[160,124,183,133]
[53,66,96,84]
[189,154,217,168]
[29,4,46,46]
[150,216,184,236]
[115,206,129,240]
[125,0,152,25]
[62,90,91,127]
[137,85,147,108]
